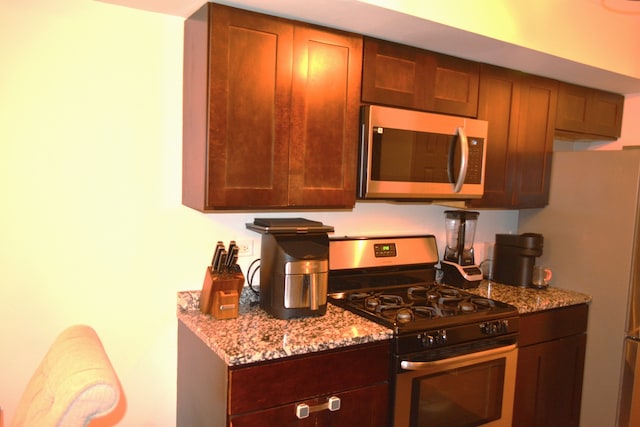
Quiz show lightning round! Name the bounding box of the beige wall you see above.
[0,0,636,425]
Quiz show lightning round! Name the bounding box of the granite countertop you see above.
[177,289,392,367]
[177,282,591,367]
[466,280,592,314]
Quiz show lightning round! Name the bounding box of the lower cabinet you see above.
[177,321,391,427]
[231,383,388,426]
[513,304,588,427]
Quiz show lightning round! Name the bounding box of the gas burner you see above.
[395,308,415,324]
[377,306,416,324]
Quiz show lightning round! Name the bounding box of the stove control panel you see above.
[417,330,448,347]
[373,243,397,257]
[480,319,510,335]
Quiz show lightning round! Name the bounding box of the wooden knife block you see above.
[199,266,244,319]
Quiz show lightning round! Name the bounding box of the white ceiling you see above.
[97,0,640,94]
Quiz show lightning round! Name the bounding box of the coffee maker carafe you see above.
[440,210,483,288]
[247,218,334,319]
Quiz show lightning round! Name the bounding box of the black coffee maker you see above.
[440,210,483,288]
[493,233,544,287]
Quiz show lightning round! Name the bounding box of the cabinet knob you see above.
[295,396,341,419]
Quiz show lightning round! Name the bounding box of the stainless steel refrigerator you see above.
[519,149,640,427]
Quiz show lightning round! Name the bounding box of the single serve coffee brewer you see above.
[247,218,334,319]
[493,233,544,287]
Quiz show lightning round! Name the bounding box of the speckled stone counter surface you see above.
[466,280,592,314]
[177,288,392,367]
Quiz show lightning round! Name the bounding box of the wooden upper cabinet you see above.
[469,65,557,209]
[182,3,362,211]
[362,38,479,117]
[288,25,362,208]
[555,82,624,140]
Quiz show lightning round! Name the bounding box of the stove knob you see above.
[418,333,434,347]
[426,334,435,346]
[480,320,510,335]
[437,330,447,344]
[499,320,509,333]
[480,321,495,335]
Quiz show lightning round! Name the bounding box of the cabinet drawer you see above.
[230,382,389,427]
[518,304,588,347]
[229,341,390,414]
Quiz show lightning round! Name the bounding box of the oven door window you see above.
[410,358,505,427]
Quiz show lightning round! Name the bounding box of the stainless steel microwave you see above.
[357,105,488,200]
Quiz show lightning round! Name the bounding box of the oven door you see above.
[394,343,517,427]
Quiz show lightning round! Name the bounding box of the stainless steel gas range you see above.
[328,235,519,427]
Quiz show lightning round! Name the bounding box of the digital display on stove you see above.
[374,243,397,257]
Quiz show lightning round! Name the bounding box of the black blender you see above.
[440,210,483,288]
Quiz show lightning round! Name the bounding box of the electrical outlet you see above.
[237,240,253,257]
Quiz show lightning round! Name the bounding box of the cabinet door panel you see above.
[512,77,556,207]
[589,90,624,138]
[471,65,555,208]
[431,54,479,117]
[556,84,589,133]
[362,38,424,109]
[229,341,389,414]
[288,26,361,208]
[230,383,389,427]
[207,6,292,208]
[513,334,586,427]
[362,38,478,117]
[470,66,517,207]
[556,82,623,139]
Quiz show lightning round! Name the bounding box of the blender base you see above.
[441,260,483,289]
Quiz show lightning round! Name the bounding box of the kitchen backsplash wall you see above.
[209,203,519,288]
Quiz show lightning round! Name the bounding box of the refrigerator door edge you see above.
[618,337,640,427]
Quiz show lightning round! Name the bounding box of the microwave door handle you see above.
[453,126,469,193]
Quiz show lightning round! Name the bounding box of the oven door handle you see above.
[400,343,517,371]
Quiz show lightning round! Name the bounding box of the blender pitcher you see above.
[444,210,479,265]
[441,210,483,288]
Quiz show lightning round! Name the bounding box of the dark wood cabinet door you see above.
[362,38,425,110]
[230,383,389,427]
[469,65,517,207]
[288,25,362,208]
[588,89,624,138]
[511,73,557,208]
[183,4,361,210]
[207,5,292,209]
[228,341,389,414]
[513,333,586,427]
[470,65,556,208]
[362,38,478,117]
[429,53,479,117]
[556,82,624,140]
